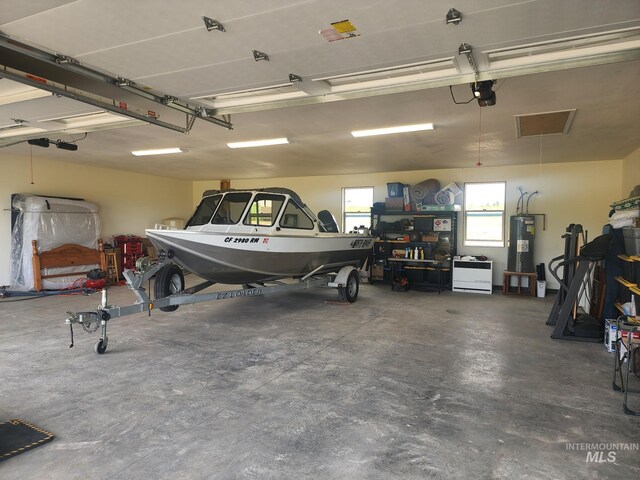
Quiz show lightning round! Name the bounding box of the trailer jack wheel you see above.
[94,338,108,354]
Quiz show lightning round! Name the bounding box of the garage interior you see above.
[1,1,640,479]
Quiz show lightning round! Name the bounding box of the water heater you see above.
[508,215,535,272]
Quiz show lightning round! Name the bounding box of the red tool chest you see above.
[113,235,144,273]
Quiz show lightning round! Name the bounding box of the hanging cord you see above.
[449,85,474,104]
[493,78,506,92]
[71,132,88,144]
[29,144,34,184]
[538,133,543,182]
[476,107,482,166]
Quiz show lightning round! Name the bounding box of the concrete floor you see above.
[1,281,639,479]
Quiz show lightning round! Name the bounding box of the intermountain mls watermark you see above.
[566,442,639,463]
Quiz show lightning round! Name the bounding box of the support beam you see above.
[0,65,188,134]
[0,32,232,130]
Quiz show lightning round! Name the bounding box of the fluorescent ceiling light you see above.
[131,147,183,156]
[37,110,103,122]
[0,87,51,106]
[351,123,434,138]
[0,126,47,138]
[0,120,25,130]
[227,137,290,149]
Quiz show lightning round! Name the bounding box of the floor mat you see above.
[0,419,54,462]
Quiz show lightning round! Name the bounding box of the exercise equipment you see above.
[546,224,583,326]
[548,231,611,342]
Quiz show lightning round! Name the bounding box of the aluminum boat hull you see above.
[146,229,373,284]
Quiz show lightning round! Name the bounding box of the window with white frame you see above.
[464,182,506,247]
[342,187,374,233]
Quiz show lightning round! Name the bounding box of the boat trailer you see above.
[65,258,363,354]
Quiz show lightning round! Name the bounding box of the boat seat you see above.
[318,210,340,233]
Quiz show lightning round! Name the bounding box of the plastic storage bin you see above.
[387,182,405,198]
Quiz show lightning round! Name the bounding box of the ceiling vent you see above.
[515,109,576,137]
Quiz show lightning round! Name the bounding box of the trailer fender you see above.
[327,265,357,288]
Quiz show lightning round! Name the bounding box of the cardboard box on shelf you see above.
[371,265,384,279]
[145,246,158,260]
[605,318,640,352]
[434,218,452,232]
[402,186,412,212]
[605,319,618,352]
[385,197,404,211]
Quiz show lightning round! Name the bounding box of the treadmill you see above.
[548,233,612,342]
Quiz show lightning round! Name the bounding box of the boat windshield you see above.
[186,194,222,227]
[243,193,286,226]
[211,192,252,224]
[279,199,315,230]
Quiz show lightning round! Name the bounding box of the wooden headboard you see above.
[31,239,106,291]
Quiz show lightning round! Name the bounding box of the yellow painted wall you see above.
[1,152,626,290]
[194,159,624,289]
[1,153,193,286]
[622,146,640,197]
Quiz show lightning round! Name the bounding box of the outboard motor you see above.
[318,210,340,233]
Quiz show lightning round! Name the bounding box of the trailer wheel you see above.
[94,339,108,354]
[155,264,184,312]
[338,270,359,303]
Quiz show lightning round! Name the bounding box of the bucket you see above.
[537,280,546,298]
[622,227,640,256]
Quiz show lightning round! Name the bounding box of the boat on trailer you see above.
[65,188,374,354]
[146,187,373,284]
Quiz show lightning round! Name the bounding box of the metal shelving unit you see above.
[369,208,458,290]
